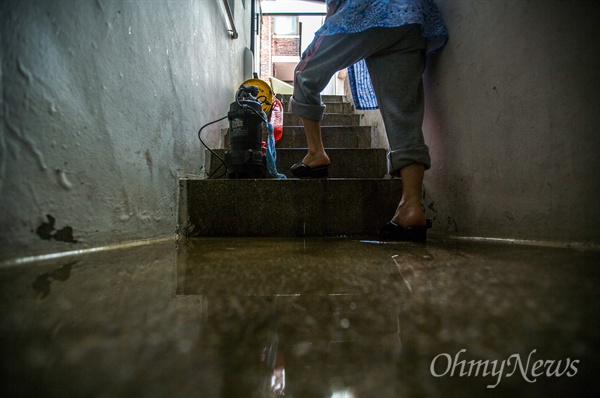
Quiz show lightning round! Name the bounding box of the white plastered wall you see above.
[359,0,600,244]
[0,0,254,259]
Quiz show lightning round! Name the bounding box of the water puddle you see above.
[1,237,598,397]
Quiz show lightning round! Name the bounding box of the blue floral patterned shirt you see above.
[316,0,447,56]
[315,0,448,110]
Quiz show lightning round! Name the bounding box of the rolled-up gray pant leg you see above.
[289,36,328,121]
[365,25,430,174]
[290,25,430,173]
[290,27,415,121]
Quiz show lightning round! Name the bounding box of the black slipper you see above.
[378,219,433,242]
[290,162,330,178]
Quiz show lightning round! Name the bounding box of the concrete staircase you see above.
[179,94,402,238]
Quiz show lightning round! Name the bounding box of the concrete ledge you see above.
[180,178,403,237]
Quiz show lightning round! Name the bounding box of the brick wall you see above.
[260,16,301,80]
[273,37,300,56]
[259,16,272,79]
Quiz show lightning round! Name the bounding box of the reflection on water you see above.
[0,237,598,397]
[175,238,600,397]
[178,238,412,397]
[191,293,403,397]
[32,261,75,299]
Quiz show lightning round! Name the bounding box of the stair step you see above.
[189,92,389,237]
[179,178,402,237]
[284,112,361,127]
[278,126,372,148]
[280,94,347,103]
[281,101,355,115]
[206,148,388,179]
[222,125,372,149]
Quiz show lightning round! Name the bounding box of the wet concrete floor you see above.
[1,237,599,397]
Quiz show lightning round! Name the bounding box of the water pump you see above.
[197,80,284,179]
[225,85,268,179]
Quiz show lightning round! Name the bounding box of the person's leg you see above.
[289,36,332,170]
[290,27,420,171]
[364,25,429,227]
[299,118,329,168]
[395,163,426,227]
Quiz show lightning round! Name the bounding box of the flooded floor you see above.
[1,237,599,397]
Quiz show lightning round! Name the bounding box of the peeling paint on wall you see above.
[35,214,77,243]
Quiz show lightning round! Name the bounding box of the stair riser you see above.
[222,126,372,149]
[277,126,372,149]
[284,113,361,127]
[180,179,403,237]
[282,101,355,115]
[280,94,347,104]
[206,148,389,179]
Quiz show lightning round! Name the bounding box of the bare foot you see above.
[301,151,330,168]
[391,199,426,228]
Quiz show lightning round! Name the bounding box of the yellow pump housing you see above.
[239,78,274,115]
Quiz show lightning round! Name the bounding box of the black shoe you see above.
[290,162,330,178]
[378,219,433,242]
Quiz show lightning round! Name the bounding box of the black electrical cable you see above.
[256,95,271,110]
[236,92,269,124]
[197,115,228,179]
[198,88,269,179]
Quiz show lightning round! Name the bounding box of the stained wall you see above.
[367,0,600,244]
[0,0,254,259]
